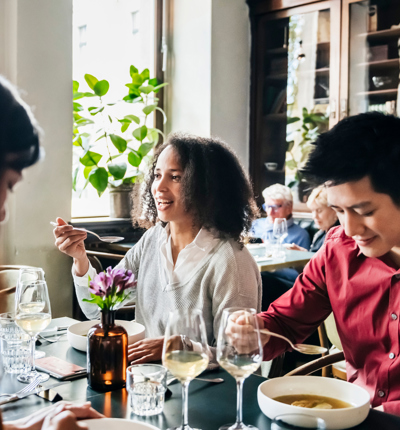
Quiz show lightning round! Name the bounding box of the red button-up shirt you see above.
[260,226,400,415]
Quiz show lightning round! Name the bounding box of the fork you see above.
[38,333,65,343]
[0,375,43,398]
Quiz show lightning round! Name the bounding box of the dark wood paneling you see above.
[247,0,324,15]
[154,0,165,144]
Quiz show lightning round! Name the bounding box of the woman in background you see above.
[54,133,262,365]
[0,75,103,430]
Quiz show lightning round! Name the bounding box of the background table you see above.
[1,318,400,429]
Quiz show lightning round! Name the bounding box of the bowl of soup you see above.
[67,319,145,352]
[257,376,370,430]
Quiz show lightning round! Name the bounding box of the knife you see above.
[0,381,71,406]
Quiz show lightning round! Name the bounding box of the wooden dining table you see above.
[1,317,400,429]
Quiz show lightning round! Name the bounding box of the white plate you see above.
[81,418,159,430]
[67,320,145,352]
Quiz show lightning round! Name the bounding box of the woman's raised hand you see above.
[53,217,89,275]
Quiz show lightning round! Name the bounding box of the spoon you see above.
[259,329,327,355]
[50,222,124,243]
[167,376,224,385]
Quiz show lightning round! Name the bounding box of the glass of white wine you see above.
[217,307,263,430]
[162,309,210,430]
[15,279,52,383]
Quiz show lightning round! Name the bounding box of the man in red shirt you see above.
[235,112,400,414]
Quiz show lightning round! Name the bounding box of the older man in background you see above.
[251,183,310,249]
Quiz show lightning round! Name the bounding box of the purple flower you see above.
[88,267,137,309]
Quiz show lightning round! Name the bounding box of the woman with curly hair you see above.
[54,133,261,364]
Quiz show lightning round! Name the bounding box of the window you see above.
[72,0,157,219]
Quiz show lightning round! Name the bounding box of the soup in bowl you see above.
[257,376,370,430]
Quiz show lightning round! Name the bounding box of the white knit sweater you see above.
[74,224,262,352]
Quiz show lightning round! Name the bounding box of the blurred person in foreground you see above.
[0,75,103,429]
[53,133,261,365]
[287,185,339,252]
[231,112,400,415]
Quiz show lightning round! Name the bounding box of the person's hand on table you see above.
[224,311,271,354]
[284,243,307,252]
[3,401,104,430]
[53,217,89,276]
[128,337,164,364]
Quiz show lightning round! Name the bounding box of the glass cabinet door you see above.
[343,0,400,118]
[250,1,340,207]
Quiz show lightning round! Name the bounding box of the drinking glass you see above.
[162,309,210,430]
[15,279,51,383]
[217,308,263,430]
[272,218,288,260]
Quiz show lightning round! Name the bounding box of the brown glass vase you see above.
[87,310,128,391]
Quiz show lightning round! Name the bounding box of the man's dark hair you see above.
[0,75,41,171]
[132,132,259,244]
[302,112,400,205]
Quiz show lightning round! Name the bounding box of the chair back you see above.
[324,312,343,350]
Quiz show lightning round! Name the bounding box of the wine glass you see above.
[217,308,263,430]
[272,218,288,260]
[162,309,210,430]
[15,279,51,383]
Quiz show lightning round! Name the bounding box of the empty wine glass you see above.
[15,279,52,383]
[217,308,263,430]
[162,309,210,430]
[272,218,288,260]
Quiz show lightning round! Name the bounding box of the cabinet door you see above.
[341,0,400,118]
[250,1,340,206]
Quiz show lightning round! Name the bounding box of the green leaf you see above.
[121,122,130,133]
[123,175,139,184]
[287,180,297,188]
[153,82,168,93]
[130,65,139,76]
[89,167,108,196]
[131,73,144,86]
[286,140,295,152]
[75,118,94,126]
[143,104,157,115]
[73,102,83,112]
[93,80,109,97]
[148,78,158,86]
[140,68,150,81]
[84,165,95,179]
[88,106,104,116]
[133,125,148,142]
[302,107,308,116]
[80,151,102,167]
[73,92,84,100]
[287,116,300,125]
[73,81,79,93]
[72,167,79,192]
[108,162,127,180]
[125,115,140,124]
[138,141,153,157]
[110,134,127,153]
[286,160,297,170]
[83,92,96,97]
[128,150,142,167]
[139,85,154,94]
[85,74,98,90]
[147,128,159,145]
[108,115,112,123]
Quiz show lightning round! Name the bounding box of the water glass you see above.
[271,414,326,429]
[126,364,167,416]
[0,313,30,374]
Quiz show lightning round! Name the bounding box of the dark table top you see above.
[2,317,400,429]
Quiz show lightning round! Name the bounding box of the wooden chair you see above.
[0,265,38,313]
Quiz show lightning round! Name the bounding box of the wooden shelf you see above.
[356,88,398,97]
[358,59,399,70]
[359,27,400,41]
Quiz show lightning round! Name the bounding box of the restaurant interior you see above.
[1,0,400,429]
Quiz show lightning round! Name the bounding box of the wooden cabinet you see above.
[247,0,400,206]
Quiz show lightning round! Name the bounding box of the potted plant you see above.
[73,65,167,218]
[286,108,328,202]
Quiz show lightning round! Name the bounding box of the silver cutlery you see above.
[167,376,224,385]
[0,375,43,399]
[50,222,124,243]
[38,333,66,343]
[0,381,70,406]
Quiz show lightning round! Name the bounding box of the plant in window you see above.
[286,108,328,190]
[73,65,167,196]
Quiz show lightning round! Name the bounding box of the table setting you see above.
[1,267,400,429]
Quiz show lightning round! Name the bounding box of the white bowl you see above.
[67,320,145,352]
[257,376,370,430]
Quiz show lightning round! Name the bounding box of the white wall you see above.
[166,0,251,168]
[0,0,73,317]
